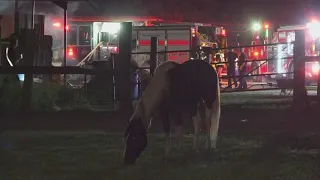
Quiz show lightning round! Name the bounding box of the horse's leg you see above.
[210,78,222,149]
[175,125,183,149]
[192,109,201,151]
[164,130,172,157]
[204,106,212,150]
[209,98,221,149]
[159,105,173,158]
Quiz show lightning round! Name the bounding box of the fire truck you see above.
[49,17,227,67]
[271,20,320,82]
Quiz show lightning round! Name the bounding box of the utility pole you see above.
[14,0,19,34]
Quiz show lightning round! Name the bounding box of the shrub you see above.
[0,80,91,111]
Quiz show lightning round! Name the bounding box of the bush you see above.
[0,81,91,112]
[56,87,91,110]
[31,83,59,111]
[0,80,23,111]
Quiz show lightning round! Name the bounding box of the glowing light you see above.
[221,29,226,36]
[191,28,196,37]
[53,22,69,31]
[254,51,259,56]
[18,74,25,81]
[264,24,269,29]
[101,23,120,34]
[53,22,61,27]
[252,23,261,31]
[307,20,320,39]
[68,48,74,57]
[312,62,319,74]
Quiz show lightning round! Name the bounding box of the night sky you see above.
[0,0,319,25]
[71,0,320,25]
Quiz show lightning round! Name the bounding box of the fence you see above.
[0,28,318,112]
[130,41,293,94]
[128,32,319,109]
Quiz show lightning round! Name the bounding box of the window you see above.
[79,26,91,45]
[108,33,118,46]
[197,26,214,41]
[68,26,77,45]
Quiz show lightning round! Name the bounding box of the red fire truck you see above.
[49,17,227,68]
[271,21,320,81]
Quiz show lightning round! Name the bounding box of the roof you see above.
[68,16,161,22]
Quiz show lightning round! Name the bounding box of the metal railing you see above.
[129,41,297,98]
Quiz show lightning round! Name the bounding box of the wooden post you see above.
[150,37,157,76]
[14,0,19,34]
[63,5,67,86]
[117,22,133,113]
[293,30,306,109]
[20,29,36,111]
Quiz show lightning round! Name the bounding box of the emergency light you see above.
[252,23,261,31]
[312,62,319,74]
[307,20,320,39]
[53,22,69,31]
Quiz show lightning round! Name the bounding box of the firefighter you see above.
[238,48,247,89]
[225,48,238,88]
[214,52,224,87]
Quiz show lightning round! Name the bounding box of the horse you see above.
[123,59,221,165]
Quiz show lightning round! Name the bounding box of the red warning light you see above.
[53,22,69,31]
[68,47,74,57]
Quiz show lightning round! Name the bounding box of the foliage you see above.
[56,87,91,110]
[0,80,23,111]
[0,80,91,112]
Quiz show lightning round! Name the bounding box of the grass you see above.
[1,131,320,180]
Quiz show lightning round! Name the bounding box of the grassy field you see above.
[1,91,320,180]
[1,131,320,180]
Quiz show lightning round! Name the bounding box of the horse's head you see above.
[123,116,147,165]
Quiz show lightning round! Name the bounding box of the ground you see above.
[1,90,320,180]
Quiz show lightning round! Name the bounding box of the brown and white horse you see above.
[123,60,221,165]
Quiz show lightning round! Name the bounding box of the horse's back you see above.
[139,61,179,120]
[169,60,218,114]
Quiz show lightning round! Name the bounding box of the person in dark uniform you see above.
[226,48,238,88]
[238,48,247,89]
